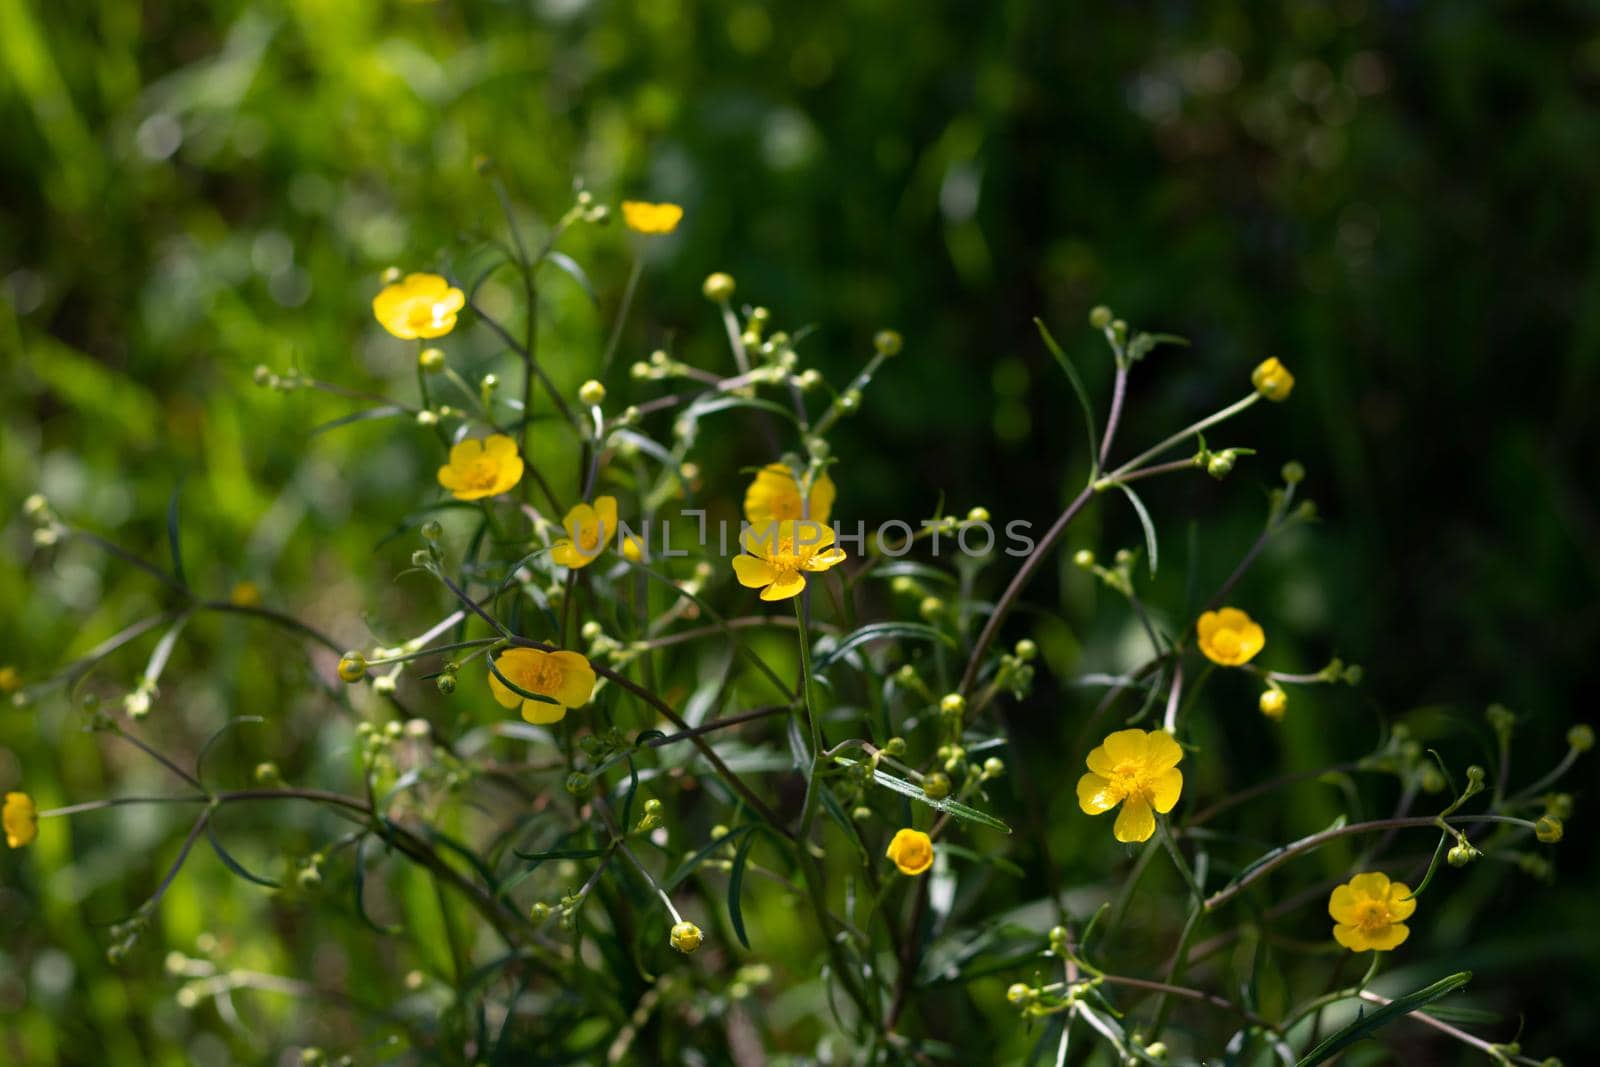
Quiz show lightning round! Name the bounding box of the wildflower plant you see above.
[6,175,1585,1066]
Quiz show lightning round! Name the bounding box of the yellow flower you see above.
[732,520,847,601]
[437,435,524,501]
[550,496,619,569]
[488,648,597,725]
[1259,687,1287,720]
[229,581,261,608]
[1077,729,1184,843]
[1251,357,1295,401]
[1196,607,1265,666]
[621,533,646,563]
[886,828,934,875]
[1329,871,1415,951]
[621,200,685,235]
[0,666,19,694]
[372,273,466,340]
[3,792,37,849]
[743,463,836,524]
[669,920,703,953]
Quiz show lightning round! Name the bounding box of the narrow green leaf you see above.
[728,829,759,949]
[813,621,954,671]
[1035,318,1099,473]
[205,823,280,888]
[541,251,598,306]
[1115,482,1159,577]
[840,758,1011,833]
[662,824,754,891]
[166,486,187,587]
[1297,972,1472,1067]
[312,404,406,436]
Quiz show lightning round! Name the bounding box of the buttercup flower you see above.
[488,648,597,725]
[1196,607,1265,667]
[3,791,37,848]
[743,463,836,524]
[1329,871,1415,951]
[1251,357,1295,402]
[437,435,524,501]
[669,920,703,953]
[886,828,934,875]
[373,273,466,340]
[732,520,847,601]
[550,496,618,569]
[621,201,684,235]
[1077,729,1184,843]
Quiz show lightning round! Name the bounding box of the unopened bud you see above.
[337,652,367,683]
[418,347,445,373]
[922,772,952,800]
[702,272,735,302]
[873,329,903,357]
[1535,815,1563,844]
[579,380,606,406]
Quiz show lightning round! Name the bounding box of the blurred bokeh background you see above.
[3,1,1597,1063]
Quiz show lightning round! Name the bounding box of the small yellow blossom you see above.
[550,496,619,569]
[732,520,847,602]
[621,201,685,235]
[372,273,466,340]
[743,463,836,524]
[437,435,524,501]
[669,920,704,953]
[1251,357,1295,402]
[1259,687,1287,720]
[3,792,37,848]
[0,666,19,693]
[1196,607,1265,667]
[229,581,261,608]
[1077,729,1184,843]
[885,828,934,876]
[488,648,597,725]
[1329,871,1415,951]
[621,533,646,563]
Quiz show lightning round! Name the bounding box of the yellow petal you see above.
[1348,871,1391,900]
[1386,882,1417,921]
[759,571,807,601]
[1332,923,1369,951]
[522,699,567,725]
[1085,744,1117,777]
[732,555,778,589]
[449,438,484,467]
[793,519,834,550]
[1329,884,1362,924]
[741,520,781,557]
[1144,730,1184,772]
[594,496,618,544]
[563,503,596,542]
[548,651,597,708]
[1149,767,1183,813]
[550,540,593,570]
[1113,795,1156,843]
[808,470,836,523]
[488,658,523,709]
[805,547,847,571]
[491,456,524,495]
[438,465,466,491]
[1076,772,1119,815]
[1362,922,1409,951]
[1100,729,1148,766]
[483,434,518,461]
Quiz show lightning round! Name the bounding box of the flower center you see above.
[1354,900,1392,932]
[519,660,564,696]
[1212,630,1241,656]
[1108,762,1155,801]
[771,494,802,520]
[577,523,603,551]
[465,458,500,490]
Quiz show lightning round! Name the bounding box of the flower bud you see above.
[630,361,651,380]
[529,902,551,922]
[922,772,952,800]
[436,672,457,695]
[1447,843,1475,867]
[411,549,432,569]
[883,736,907,756]
[337,652,367,683]
[1014,638,1038,661]
[418,347,445,373]
[873,329,903,357]
[579,380,606,406]
[1251,357,1295,401]
[1535,815,1563,844]
[702,272,735,302]
[1466,765,1486,787]
[1485,703,1516,734]
[1567,724,1594,753]
[837,389,861,412]
[297,862,323,890]
[1048,925,1070,953]
[982,756,1005,779]
[1088,306,1112,329]
[415,410,438,427]
[966,506,990,524]
[1114,548,1135,567]
[254,762,281,785]
[1073,549,1095,569]
[1206,452,1235,480]
[1281,461,1306,485]
[1259,688,1287,721]
[669,920,704,953]
[565,772,591,795]
[795,368,822,391]
[918,596,944,621]
[939,693,966,716]
[1006,982,1035,1005]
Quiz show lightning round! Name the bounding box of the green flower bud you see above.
[1013,638,1038,661]
[529,902,551,922]
[922,772,952,800]
[1535,815,1563,844]
[565,772,591,795]
[702,272,735,302]
[337,652,367,683]
[873,329,903,357]
[1568,724,1594,753]
[1447,844,1474,867]
[254,762,281,785]
[1006,982,1034,1005]
[578,380,606,406]
[1281,461,1306,485]
[1206,452,1235,480]
[982,757,1005,779]
[670,920,704,953]
[1073,549,1095,569]
[418,347,445,373]
[883,736,907,757]
[436,672,457,695]
[420,519,443,541]
[966,506,990,524]
[1088,306,1113,330]
[918,596,944,621]
[939,693,966,716]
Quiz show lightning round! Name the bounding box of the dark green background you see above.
[3,1,1596,1063]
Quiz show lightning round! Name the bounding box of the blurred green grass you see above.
[4,1,1598,1063]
